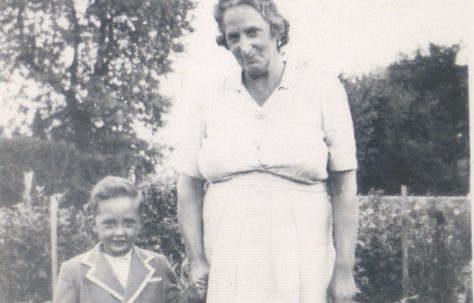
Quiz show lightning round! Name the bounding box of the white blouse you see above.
[173,62,357,184]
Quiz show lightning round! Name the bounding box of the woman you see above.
[174,1,359,302]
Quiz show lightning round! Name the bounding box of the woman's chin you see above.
[244,66,268,79]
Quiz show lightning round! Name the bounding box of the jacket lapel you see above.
[82,244,125,302]
[123,246,156,303]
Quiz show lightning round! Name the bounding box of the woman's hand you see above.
[328,267,358,303]
[189,259,209,301]
[190,259,209,287]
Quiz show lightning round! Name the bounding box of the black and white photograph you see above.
[0,0,472,302]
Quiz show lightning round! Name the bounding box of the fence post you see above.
[401,185,409,299]
[50,194,59,298]
[468,16,474,303]
[23,171,34,205]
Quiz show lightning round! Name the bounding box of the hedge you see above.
[0,177,471,303]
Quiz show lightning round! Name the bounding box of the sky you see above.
[1,0,472,140]
[164,0,471,91]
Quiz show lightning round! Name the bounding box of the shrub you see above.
[0,202,94,303]
[138,172,186,270]
[356,193,471,303]
[0,204,51,303]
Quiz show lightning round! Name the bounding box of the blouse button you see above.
[256,113,265,120]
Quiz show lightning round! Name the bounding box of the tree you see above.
[0,0,194,205]
[342,44,469,195]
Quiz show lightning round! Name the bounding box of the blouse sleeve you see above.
[171,97,206,180]
[321,77,358,171]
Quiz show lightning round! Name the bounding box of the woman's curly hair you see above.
[214,0,289,50]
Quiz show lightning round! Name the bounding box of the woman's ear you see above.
[270,26,282,47]
[216,35,228,48]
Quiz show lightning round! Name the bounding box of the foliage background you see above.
[0,179,471,303]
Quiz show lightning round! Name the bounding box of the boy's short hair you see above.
[90,176,143,216]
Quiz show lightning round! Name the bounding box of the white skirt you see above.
[203,172,335,303]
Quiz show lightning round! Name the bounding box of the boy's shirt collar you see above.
[103,249,132,287]
[102,248,133,261]
[81,243,157,302]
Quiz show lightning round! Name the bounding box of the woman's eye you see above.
[226,34,239,44]
[247,29,258,37]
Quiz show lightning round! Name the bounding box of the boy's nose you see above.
[114,225,126,236]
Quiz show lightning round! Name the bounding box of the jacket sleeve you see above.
[54,261,80,303]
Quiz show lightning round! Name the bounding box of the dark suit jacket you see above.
[54,244,195,303]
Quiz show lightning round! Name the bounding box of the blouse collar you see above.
[224,60,300,93]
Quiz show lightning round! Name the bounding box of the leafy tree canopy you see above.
[0,0,194,205]
[342,44,469,195]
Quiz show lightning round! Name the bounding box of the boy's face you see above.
[94,196,141,257]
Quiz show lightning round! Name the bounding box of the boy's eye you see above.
[124,219,136,227]
[103,220,115,227]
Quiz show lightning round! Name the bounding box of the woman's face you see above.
[222,4,279,78]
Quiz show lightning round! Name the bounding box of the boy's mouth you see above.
[111,240,128,246]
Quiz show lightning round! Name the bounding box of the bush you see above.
[0,204,51,303]
[0,202,95,303]
[138,172,186,270]
[0,184,471,303]
[356,193,471,303]
[0,137,157,208]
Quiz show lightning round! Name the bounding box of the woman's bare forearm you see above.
[329,170,359,272]
[177,174,207,263]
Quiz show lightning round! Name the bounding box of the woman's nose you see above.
[240,39,252,56]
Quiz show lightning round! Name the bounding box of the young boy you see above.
[54,176,207,303]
